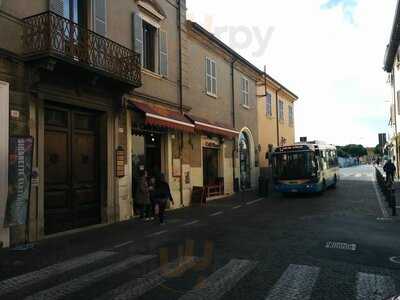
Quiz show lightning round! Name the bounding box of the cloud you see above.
[187,0,397,147]
[321,0,359,23]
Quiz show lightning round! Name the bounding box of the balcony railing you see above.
[22,11,141,87]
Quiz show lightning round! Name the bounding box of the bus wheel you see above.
[332,175,337,189]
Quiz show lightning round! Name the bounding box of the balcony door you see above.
[63,0,87,26]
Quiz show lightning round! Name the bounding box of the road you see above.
[1,165,400,299]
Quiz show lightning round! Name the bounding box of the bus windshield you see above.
[273,151,317,180]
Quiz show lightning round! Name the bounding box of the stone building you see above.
[0,0,298,247]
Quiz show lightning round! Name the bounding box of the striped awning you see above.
[129,100,194,133]
[186,114,239,138]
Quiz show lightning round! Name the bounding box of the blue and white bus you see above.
[271,141,340,194]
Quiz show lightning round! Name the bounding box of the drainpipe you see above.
[231,58,237,191]
[275,88,282,147]
[178,0,184,206]
[392,70,400,178]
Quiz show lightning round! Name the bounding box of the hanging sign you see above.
[4,136,34,226]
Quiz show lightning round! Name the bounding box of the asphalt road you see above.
[1,165,400,300]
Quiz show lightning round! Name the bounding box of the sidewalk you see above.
[374,167,400,219]
[0,190,262,279]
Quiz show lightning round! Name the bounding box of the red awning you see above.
[129,100,195,133]
[186,114,239,138]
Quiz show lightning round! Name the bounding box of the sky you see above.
[186,0,397,147]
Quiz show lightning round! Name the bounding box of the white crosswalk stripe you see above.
[179,259,257,300]
[2,251,399,300]
[0,250,116,297]
[265,264,320,300]
[101,256,199,300]
[356,272,396,300]
[25,255,155,300]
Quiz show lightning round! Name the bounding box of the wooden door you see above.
[44,105,100,235]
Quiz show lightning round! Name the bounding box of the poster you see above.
[4,136,33,227]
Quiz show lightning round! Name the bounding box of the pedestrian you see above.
[153,174,174,225]
[383,159,396,184]
[134,170,151,220]
[148,176,156,221]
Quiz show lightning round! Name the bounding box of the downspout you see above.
[178,0,184,206]
[275,88,282,147]
[392,70,400,178]
[231,58,237,191]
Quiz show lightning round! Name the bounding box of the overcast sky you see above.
[187,0,396,147]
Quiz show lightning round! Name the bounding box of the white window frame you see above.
[205,57,217,97]
[266,93,272,117]
[241,76,249,107]
[92,0,107,37]
[278,100,284,121]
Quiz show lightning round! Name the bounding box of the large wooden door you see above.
[44,104,100,235]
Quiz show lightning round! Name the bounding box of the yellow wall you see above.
[257,82,296,169]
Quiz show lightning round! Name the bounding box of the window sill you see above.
[206,92,218,99]
[142,68,165,80]
[241,104,250,110]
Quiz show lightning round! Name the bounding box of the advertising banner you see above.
[4,136,33,227]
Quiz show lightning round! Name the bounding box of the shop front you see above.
[187,115,239,198]
[128,100,195,212]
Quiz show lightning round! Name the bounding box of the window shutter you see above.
[93,0,107,36]
[212,61,217,95]
[133,12,143,66]
[49,0,64,15]
[397,91,400,115]
[159,30,168,77]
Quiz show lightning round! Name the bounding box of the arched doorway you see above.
[239,131,251,189]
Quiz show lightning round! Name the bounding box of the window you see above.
[93,0,106,36]
[206,57,217,96]
[240,77,249,106]
[397,91,400,115]
[289,106,294,126]
[133,13,168,76]
[266,93,272,116]
[278,100,284,121]
[143,21,157,72]
[159,30,168,77]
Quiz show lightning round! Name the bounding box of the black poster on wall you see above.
[4,136,34,227]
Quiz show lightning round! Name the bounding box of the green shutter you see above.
[133,12,143,66]
[159,30,168,77]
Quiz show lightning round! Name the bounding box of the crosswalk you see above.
[0,249,398,300]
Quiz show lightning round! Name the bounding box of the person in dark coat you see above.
[134,170,151,220]
[153,174,174,225]
[383,159,396,184]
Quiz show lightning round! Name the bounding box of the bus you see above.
[271,141,340,194]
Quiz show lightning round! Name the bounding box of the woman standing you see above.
[153,174,174,225]
[134,170,151,220]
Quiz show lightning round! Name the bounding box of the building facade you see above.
[0,0,298,247]
[257,73,298,179]
[384,0,400,176]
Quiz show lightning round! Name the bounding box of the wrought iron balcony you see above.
[22,11,141,87]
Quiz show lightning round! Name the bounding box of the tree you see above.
[337,144,368,158]
[337,147,348,158]
[374,144,382,156]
